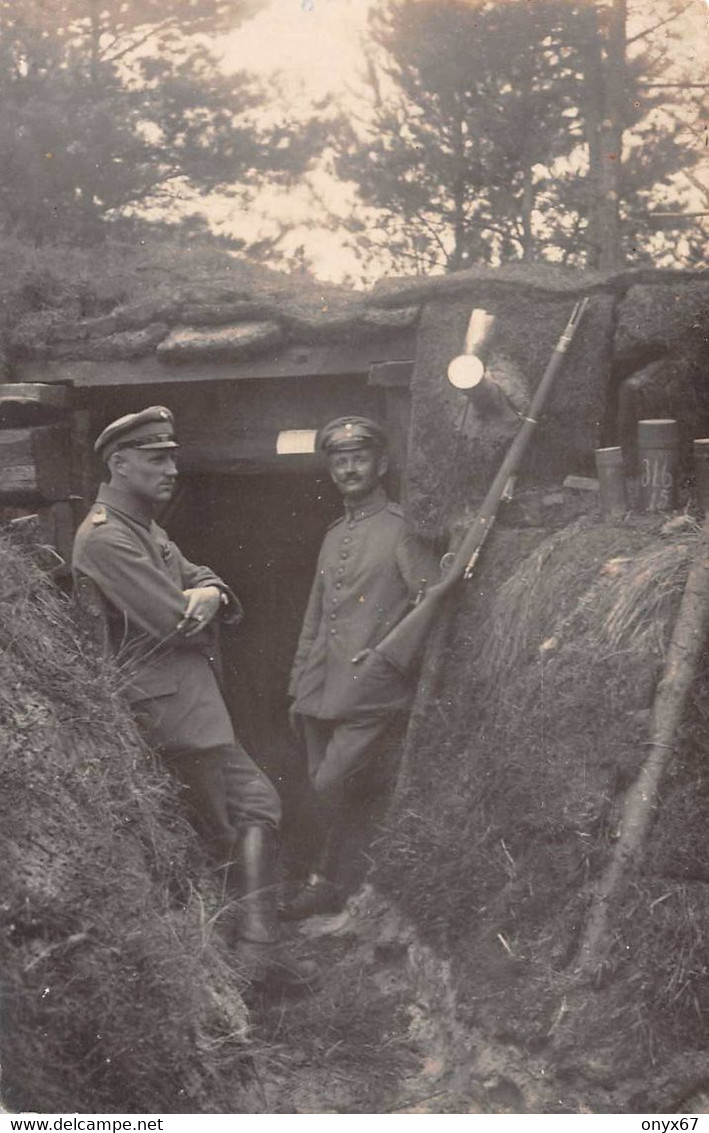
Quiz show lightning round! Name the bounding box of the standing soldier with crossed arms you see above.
[73,406,317,990]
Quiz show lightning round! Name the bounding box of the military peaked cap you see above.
[94,406,179,460]
[317,416,387,453]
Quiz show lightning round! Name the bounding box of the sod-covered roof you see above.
[3,237,707,375]
[3,239,420,369]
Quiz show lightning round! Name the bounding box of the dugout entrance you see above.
[167,467,339,842]
[71,363,413,841]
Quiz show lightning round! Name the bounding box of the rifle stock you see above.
[337,298,589,715]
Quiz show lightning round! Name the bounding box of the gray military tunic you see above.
[73,483,281,834]
[289,487,438,721]
[73,483,241,748]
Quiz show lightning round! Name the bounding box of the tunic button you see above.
[330,628,337,635]
[335,581,342,589]
[340,552,348,560]
[343,536,351,544]
[330,612,337,620]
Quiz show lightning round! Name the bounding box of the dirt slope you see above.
[253,513,709,1115]
[371,513,709,1112]
[0,532,260,1113]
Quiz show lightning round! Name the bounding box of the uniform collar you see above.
[97,482,156,529]
[343,485,389,523]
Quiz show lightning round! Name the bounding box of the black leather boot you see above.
[234,825,320,991]
[279,826,344,922]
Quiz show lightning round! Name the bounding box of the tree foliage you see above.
[334,0,706,272]
[0,1,327,244]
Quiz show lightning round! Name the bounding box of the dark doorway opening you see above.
[167,468,341,863]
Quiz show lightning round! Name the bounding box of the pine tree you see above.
[0,1,326,243]
[333,0,705,273]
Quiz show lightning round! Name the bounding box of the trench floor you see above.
[247,893,465,1115]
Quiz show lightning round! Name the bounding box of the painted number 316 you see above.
[640,457,673,490]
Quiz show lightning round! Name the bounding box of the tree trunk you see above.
[580,0,627,271]
[576,520,709,974]
[88,0,102,83]
[449,99,468,271]
[521,163,535,259]
[78,0,105,243]
[598,0,626,270]
[517,59,536,261]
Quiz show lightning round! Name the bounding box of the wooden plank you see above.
[65,376,386,506]
[0,383,70,427]
[368,360,414,388]
[177,436,322,476]
[382,386,412,501]
[15,331,417,387]
[0,383,69,409]
[7,503,77,567]
[43,501,76,564]
[69,410,94,523]
[0,425,72,502]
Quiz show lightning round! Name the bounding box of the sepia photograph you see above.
[0,0,708,1119]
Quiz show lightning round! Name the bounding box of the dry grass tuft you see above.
[589,541,695,656]
[378,514,709,1103]
[0,530,259,1114]
[480,517,695,683]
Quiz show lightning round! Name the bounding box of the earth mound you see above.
[376,513,709,1111]
[0,532,258,1114]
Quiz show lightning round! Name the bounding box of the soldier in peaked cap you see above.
[282,416,439,921]
[317,415,388,453]
[93,405,179,460]
[72,406,317,990]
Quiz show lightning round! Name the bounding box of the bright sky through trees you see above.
[213,0,708,282]
[220,0,374,103]
[0,0,702,280]
[215,0,378,281]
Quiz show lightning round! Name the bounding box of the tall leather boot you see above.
[234,825,320,991]
[279,824,345,922]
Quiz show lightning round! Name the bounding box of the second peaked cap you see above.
[317,416,387,453]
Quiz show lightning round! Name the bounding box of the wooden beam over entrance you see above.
[16,331,416,387]
[368,360,414,388]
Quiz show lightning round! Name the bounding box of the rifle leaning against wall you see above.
[337,297,590,718]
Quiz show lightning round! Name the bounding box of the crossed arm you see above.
[76,526,241,646]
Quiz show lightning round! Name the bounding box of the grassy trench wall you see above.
[376,515,709,1111]
[405,284,614,538]
[0,533,258,1114]
[613,280,709,480]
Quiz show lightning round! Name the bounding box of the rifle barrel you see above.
[376,297,589,674]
